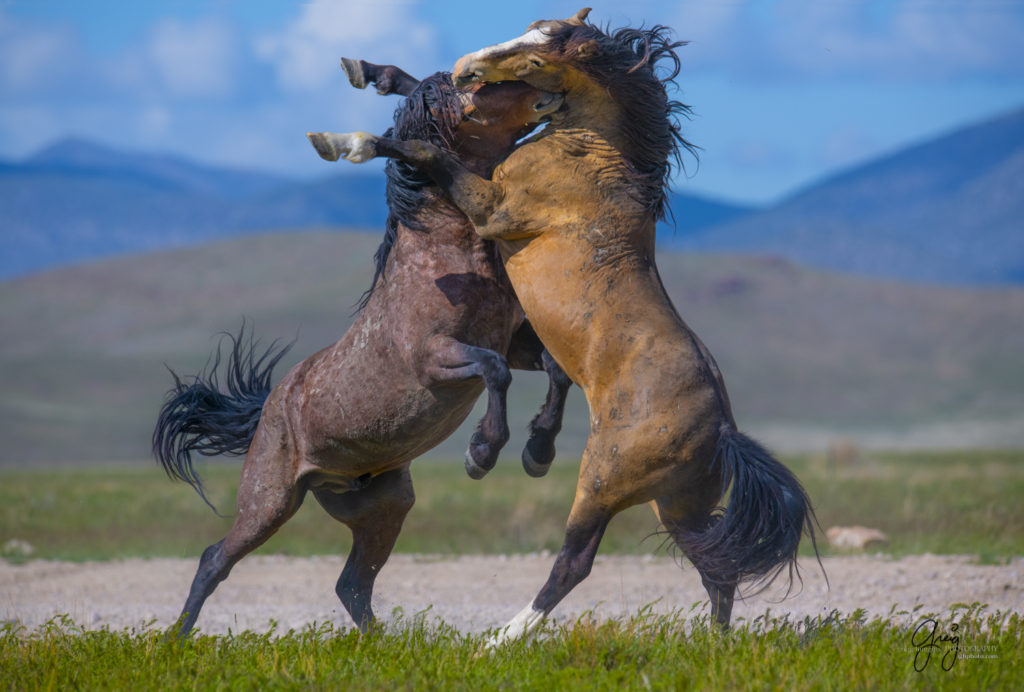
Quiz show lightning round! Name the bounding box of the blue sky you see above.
[2,0,1022,204]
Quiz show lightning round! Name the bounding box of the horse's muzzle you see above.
[453,69,482,89]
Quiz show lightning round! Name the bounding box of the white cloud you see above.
[149,17,237,97]
[138,105,172,138]
[669,0,1024,82]
[255,0,438,91]
[0,12,78,92]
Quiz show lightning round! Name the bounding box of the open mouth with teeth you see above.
[460,81,565,128]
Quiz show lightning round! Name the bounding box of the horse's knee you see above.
[490,357,512,391]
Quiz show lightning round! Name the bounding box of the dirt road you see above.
[3,554,1020,635]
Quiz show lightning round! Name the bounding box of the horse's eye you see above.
[529,57,545,69]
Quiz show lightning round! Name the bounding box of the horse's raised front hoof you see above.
[307,132,341,161]
[521,436,555,477]
[465,430,501,480]
[307,132,375,164]
[340,57,367,89]
[464,452,490,479]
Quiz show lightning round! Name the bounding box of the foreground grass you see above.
[2,606,1018,691]
[2,449,1023,561]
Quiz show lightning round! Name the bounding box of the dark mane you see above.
[356,72,463,311]
[541,21,697,221]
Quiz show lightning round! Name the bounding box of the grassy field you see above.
[2,449,1023,562]
[2,606,1019,690]
[3,450,1021,689]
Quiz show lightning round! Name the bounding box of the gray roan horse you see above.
[153,65,571,637]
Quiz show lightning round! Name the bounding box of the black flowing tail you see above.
[678,424,822,595]
[153,323,294,513]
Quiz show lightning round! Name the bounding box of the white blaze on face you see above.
[454,27,548,76]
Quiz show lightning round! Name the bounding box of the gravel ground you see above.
[2,554,1021,635]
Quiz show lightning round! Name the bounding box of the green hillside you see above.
[2,229,1022,466]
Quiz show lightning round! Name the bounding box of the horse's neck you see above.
[394,204,498,270]
[533,128,619,163]
[546,100,629,155]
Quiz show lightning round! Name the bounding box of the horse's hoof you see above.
[307,132,340,161]
[340,57,367,89]
[465,427,505,480]
[521,438,554,477]
[522,454,552,478]
[465,449,491,480]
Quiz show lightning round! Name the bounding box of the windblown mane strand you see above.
[544,22,697,221]
[356,73,464,311]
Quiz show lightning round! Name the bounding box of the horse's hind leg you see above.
[490,450,623,646]
[700,567,737,628]
[314,466,415,631]
[651,495,737,628]
[174,446,306,637]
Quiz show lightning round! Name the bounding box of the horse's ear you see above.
[568,7,592,25]
[574,40,599,60]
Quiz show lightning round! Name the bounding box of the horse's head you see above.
[453,8,593,94]
[456,81,563,168]
[388,71,561,177]
[452,7,695,220]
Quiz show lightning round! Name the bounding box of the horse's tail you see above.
[152,323,294,513]
[677,424,822,595]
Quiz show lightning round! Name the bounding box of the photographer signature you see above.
[911,617,960,672]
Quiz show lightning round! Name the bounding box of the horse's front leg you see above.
[307,132,503,228]
[418,335,512,479]
[505,321,572,477]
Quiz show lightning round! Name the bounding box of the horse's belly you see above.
[307,379,484,473]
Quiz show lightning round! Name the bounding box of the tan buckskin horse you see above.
[155,70,571,637]
[318,8,821,645]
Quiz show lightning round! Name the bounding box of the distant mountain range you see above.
[0,138,752,279]
[3,230,1023,465]
[2,104,1022,283]
[0,139,386,277]
[676,106,1024,284]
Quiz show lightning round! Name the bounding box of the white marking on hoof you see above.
[486,603,545,648]
[343,131,376,163]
